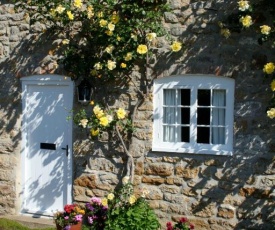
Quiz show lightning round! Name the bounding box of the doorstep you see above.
[1,214,55,229]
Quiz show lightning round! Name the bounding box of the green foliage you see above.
[82,180,160,230]
[0,218,55,230]
[106,182,160,230]
[105,198,160,230]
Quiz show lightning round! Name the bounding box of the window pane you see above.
[212,89,226,106]
[197,127,210,144]
[212,127,225,144]
[164,126,175,142]
[198,89,210,106]
[164,89,176,105]
[181,108,190,124]
[212,108,225,126]
[181,127,190,142]
[181,89,190,106]
[197,108,210,125]
[164,107,176,124]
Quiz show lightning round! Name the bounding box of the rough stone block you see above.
[145,162,174,176]
[217,204,235,219]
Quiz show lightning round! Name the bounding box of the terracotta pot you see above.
[56,221,82,230]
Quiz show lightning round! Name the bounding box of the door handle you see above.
[62,145,69,157]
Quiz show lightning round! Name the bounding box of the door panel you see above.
[21,76,73,215]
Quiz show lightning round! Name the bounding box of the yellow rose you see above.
[55,5,65,14]
[99,116,109,126]
[67,11,74,20]
[220,28,231,39]
[131,33,137,41]
[99,19,107,27]
[240,15,252,28]
[107,60,116,70]
[94,62,102,70]
[97,11,104,18]
[108,23,115,31]
[107,193,115,200]
[73,0,82,8]
[146,32,157,42]
[124,52,132,61]
[90,69,98,76]
[106,115,113,123]
[129,195,136,205]
[93,105,104,118]
[111,14,119,24]
[122,176,129,185]
[171,41,182,52]
[263,62,275,74]
[90,128,99,136]
[101,198,108,206]
[105,30,113,36]
[271,80,275,91]
[79,118,88,128]
[137,44,148,54]
[238,0,250,11]
[267,108,275,119]
[105,45,114,54]
[87,6,94,19]
[260,25,271,35]
[62,39,70,45]
[116,108,126,119]
[120,63,127,68]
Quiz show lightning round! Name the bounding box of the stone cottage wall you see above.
[73,1,275,229]
[0,0,274,229]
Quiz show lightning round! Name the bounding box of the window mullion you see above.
[190,86,196,144]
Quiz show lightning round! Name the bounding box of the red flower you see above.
[179,217,188,223]
[64,204,75,213]
[166,221,173,230]
[190,223,195,229]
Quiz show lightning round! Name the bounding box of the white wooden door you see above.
[21,75,74,215]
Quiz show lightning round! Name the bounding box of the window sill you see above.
[152,145,233,156]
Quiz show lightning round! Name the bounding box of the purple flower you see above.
[88,216,94,224]
[64,216,69,220]
[86,203,95,211]
[64,226,71,230]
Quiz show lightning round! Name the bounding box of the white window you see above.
[152,75,235,155]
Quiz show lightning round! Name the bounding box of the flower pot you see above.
[56,221,82,230]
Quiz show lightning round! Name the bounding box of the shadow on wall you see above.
[0,0,274,228]
[148,1,275,229]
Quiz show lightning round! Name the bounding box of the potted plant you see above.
[54,204,85,230]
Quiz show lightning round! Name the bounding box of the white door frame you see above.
[20,74,74,215]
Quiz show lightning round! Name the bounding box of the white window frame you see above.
[152,75,235,155]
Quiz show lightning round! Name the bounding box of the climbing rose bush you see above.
[220,0,275,118]
[16,0,182,81]
[74,103,133,138]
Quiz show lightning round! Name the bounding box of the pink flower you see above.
[74,214,82,222]
[91,197,102,204]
